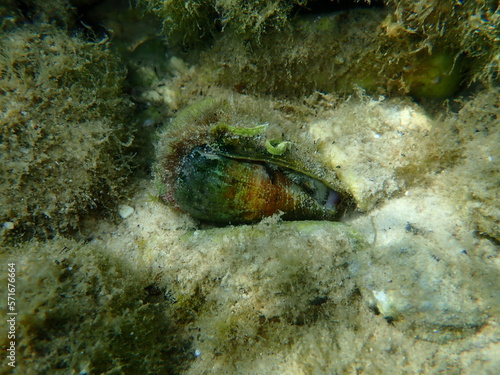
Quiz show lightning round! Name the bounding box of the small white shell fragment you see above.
[372,290,390,315]
[3,221,15,230]
[118,205,134,219]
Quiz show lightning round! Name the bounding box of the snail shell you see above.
[156,98,350,224]
[172,145,341,223]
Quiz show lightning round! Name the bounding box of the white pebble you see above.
[3,222,15,230]
[118,205,134,219]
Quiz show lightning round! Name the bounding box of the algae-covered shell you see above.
[156,98,352,224]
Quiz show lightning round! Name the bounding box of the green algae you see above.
[0,23,136,244]
[145,0,498,100]
[0,238,192,374]
[406,52,464,100]
[173,220,368,365]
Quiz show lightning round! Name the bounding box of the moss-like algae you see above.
[0,23,135,243]
[0,238,193,374]
[437,88,500,242]
[142,0,307,46]
[167,220,368,371]
[145,0,498,99]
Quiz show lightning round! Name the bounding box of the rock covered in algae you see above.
[4,179,498,373]
[435,89,500,242]
[297,94,462,211]
[350,192,498,343]
[148,216,497,373]
[194,5,484,100]
[0,237,192,374]
[143,0,499,84]
[152,220,368,371]
[0,23,135,243]
[140,1,497,100]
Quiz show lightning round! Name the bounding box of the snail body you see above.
[156,98,350,224]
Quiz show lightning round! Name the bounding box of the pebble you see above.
[118,205,134,219]
[3,222,15,230]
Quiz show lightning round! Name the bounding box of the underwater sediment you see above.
[1,0,499,374]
